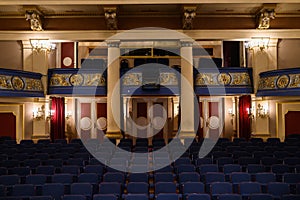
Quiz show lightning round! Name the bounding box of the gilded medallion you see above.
[276,75,289,89]
[217,73,231,85]
[11,76,25,90]
[70,73,84,86]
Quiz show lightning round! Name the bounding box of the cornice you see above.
[0,29,299,41]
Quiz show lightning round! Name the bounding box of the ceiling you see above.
[0,3,299,18]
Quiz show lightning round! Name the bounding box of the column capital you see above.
[180,39,194,47]
[106,40,120,48]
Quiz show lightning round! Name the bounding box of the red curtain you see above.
[239,95,251,140]
[50,97,65,141]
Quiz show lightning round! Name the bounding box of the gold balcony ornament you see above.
[245,37,270,51]
[256,103,269,118]
[30,39,56,53]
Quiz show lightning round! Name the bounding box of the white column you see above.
[106,40,122,139]
[180,40,195,138]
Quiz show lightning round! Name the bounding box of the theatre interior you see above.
[0,1,299,200]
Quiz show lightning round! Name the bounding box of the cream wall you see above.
[0,41,22,70]
[278,39,300,69]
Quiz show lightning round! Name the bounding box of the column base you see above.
[178,131,196,138]
[105,130,123,139]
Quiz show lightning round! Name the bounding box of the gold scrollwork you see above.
[231,73,250,85]
[84,74,105,86]
[50,74,71,86]
[289,74,300,88]
[11,76,25,91]
[0,75,12,89]
[123,73,142,86]
[25,79,43,91]
[276,75,290,89]
[258,76,277,90]
[196,73,216,86]
[160,73,178,85]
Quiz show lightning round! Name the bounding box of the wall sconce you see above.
[33,106,45,120]
[247,107,255,119]
[46,109,54,121]
[256,103,269,118]
[245,37,270,51]
[65,111,72,120]
[30,39,56,53]
[228,108,235,117]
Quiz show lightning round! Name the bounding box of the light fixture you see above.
[30,39,56,53]
[256,103,269,118]
[245,37,270,51]
[46,109,55,121]
[246,107,254,119]
[33,105,45,120]
[228,108,235,117]
[65,111,72,120]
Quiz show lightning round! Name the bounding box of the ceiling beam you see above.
[0,0,299,5]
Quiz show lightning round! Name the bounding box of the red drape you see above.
[50,97,65,141]
[239,95,251,140]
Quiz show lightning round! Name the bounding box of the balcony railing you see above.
[0,68,44,97]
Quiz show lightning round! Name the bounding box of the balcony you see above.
[257,67,300,96]
[0,68,44,97]
[48,68,106,95]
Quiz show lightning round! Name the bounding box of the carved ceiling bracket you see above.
[182,6,197,30]
[24,6,44,31]
[256,4,276,30]
[104,6,118,30]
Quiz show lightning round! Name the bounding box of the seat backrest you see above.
[93,194,117,200]
[52,174,73,184]
[78,173,99,184]
[156,193,180,200]
[186,194,211,200]
[205,172,225,183]
[239,182,261,195]
[255,172,276,184]
[62,195,86,200]
[250,194,273,200]
[179,172,200,184]
[127,182,149,194]
[26,174,47,185]
[182,182,205,194]
[199,164,219,174]
[70,183,93,197]
[42,183,65,200]
[223,164,241,174]
[267,182,290,198]
[211,182,233,195]
[0,175,20,186]
[127,173,148,183]
[99,182,121,196]
[103,172,125,184]
[154,172,174,183]
[124,194,148,200]
[36,166,55,175]
[155,182,177,195]
[12,184,35,196]
[218,194,242,200]
[282,194,300,200]
[231,172,251,183]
